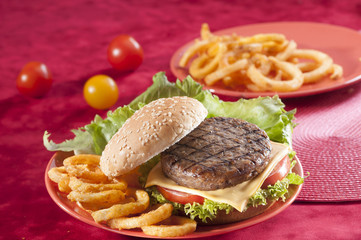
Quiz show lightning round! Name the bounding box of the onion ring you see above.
[108,203,173,229]
[63,154,101,166]
[67,189,125,204]
[141,216,197,237]
[204,59,248,85]
[179,40,214,67]
[65,164,108,182]
[91,189,149,223]
[247,57,304,91]
[48,166,68,183]
[291,49,333,83]
[189,43,227,79]
[330,64,343,79]
[68,177,127,192]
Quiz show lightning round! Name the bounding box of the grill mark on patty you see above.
[161,117,272,191]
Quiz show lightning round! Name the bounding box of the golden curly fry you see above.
[180,23,343,92]
[189,43,227,79]
[65,164,108,182]
[141,216,197,237]
[63,154,101,166]
[76,197,135,212]
[330,64,343,79]
[91,189,149,223]
[179,40,212,67]
[290,49,333,83]
[276,40,297,61]
[67,189,125,204]
[247,57,304,92]
[48,154,197,237]
[296,61,319,72]
[63,154,108,182]
[68,177,127,192]
[48,166,71,193]
[204,59,248,85]
[48,166,68,183]
[58,177,71,193]
[108,203,173,229]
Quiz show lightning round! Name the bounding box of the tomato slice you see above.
[261,155,290,188]
[157,155,290,204]
[157,186,204,205]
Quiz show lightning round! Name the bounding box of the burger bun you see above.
[100,96,208,177]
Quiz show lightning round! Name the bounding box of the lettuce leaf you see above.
[130,72,295,146]
[145,186,233,223]
[248,160,304,207]
[44,71,295,154]
[145,170,304,223]
[43,105,135,155]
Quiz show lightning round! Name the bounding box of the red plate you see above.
[170,22,361,98]
[45,152,303,239]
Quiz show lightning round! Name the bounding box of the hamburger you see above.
[100,96,301,225]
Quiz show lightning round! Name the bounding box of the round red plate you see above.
[45,153,303,239]
[170,22,361,98]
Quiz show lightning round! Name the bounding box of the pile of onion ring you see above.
[48,154,197,237]
[179,23,343,92]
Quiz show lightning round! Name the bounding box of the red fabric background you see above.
[1,0,361,239]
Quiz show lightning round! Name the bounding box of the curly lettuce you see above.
[44,72,296,154]
[144,185,232,223]
[43,105,136,155]
[144,171,303,223]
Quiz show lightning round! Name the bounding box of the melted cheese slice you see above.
[145,141,289,212]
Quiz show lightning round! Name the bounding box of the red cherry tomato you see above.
[107,35,144,72]
[261,155,291,188]
[16,61,52,98]
[157,186,204,205]
[83,74,119,110]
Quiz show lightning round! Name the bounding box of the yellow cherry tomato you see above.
[83,75,119,110]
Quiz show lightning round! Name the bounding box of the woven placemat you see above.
[289,83,361,201]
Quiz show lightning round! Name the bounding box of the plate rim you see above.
[45,152,303,239]
[169,21,361,99]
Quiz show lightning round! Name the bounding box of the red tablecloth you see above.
[1,0,361,239]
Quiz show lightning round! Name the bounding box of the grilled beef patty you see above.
[160,117,272,191]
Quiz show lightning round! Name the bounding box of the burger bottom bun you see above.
[196,201,276,225]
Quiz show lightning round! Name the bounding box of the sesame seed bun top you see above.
[100,96,208,177]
